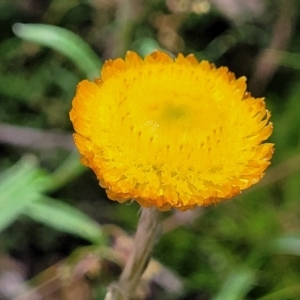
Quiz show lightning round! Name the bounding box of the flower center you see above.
[162,103,187,121]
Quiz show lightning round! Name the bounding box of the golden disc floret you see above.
[70,51,274,211]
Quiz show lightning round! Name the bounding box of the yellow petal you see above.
[70,50,274,211]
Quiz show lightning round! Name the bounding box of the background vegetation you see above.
[1,0,300,299]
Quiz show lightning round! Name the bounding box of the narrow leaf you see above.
[213,268,256,300]
[271,236,300,256]
[0,193,42,232]
[13,23,102,79]
[24,197,105,245]
[0,156,50,231]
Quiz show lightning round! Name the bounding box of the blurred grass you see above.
[0,0,300,299]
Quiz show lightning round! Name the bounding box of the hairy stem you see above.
[105,206,161,300]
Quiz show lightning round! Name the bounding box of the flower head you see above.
[70,51,274,211]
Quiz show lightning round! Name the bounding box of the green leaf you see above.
[0,156,50,231]
[44,151,85,193]
[212,268,256,300]
[264,49,300,70]
[132,37,161,57]
[271,236,300,256]
[23,197,105,245]
[0,193,41,232]
[0,157,104,245]
[0,156,37,190]
[257,285,300,300]
[12,23,102,79]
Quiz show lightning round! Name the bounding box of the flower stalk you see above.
[105,206,161,300]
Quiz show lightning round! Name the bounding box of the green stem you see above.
[112,0,136,58]
[45,151,85,193]
[104,206,161,300]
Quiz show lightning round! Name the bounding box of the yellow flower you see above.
[70,51,274,211]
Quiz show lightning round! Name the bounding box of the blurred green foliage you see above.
[1,0,300,299]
